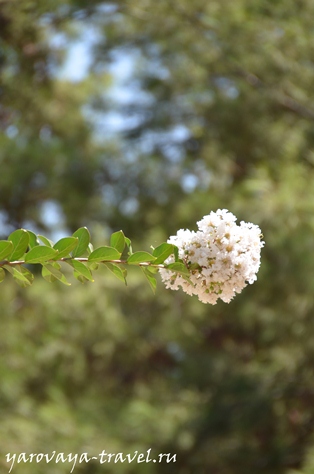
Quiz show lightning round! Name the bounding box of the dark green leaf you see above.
[127,251,156,265]
[88,246,121,262]
[25,246,58,264]
[0,241,14,260]
[110,230,125,254]
[8,229,29,261]
[72,227,91,257]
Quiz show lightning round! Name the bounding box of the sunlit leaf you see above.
[27,231,39,249]
[152,243,174,264]
[125,237,133,255]
[53,237,78,259]
[127,251,156,265]
[110,230,125,254]
[166,262,190,276]
[72,227,91,257]
[38,235,53,247]
[88,246,121,262]
[0,241,14,260]
[8,229,29,261]
[25,246,58,264]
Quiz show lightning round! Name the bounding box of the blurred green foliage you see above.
[1,0,314,473]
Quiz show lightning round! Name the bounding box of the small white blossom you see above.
[159,209,264,304]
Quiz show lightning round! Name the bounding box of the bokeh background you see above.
[1,1,314,473]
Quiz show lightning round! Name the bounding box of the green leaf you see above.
[152,243,174,264]
[42,265,57,283]
[0,268,5,282]
[141,267,157,294]
[88,246,121,262]
[27,231,39,249]
[110,230,125,254]
[0,241,14,260]
[87,261,99,271]
[72,227,91,257]
[145,265,159,274]
[173,245,179,262]
[4,265,34,287]
[50,261,61,271]
[38,235,53,247]
[53,237,78,259]
[166,262,190,276]
[127,251,156,265]
[73,272,87,283]
[8,229,29,261]
[19,266,34,284]
[25,246,58,264]
[189,262,202,271]
[104,262,127,285]
[42,264,71,285]
[67,259,94,282]
[125,237,133,255]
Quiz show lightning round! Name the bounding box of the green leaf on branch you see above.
[141,267,157,294]
[152,243,174,264]
[145,266,159,274]
[27,231,39,249]
[110,230,125,254]
[53,237,78,259]
[0,268,6,282]
[72,227,90,257]
[4,265,34,287]
[67,259,94,282]
[25,246,58,264]
[125,237,133,255]
[87,261,99,271]
[0,241,14,260]
[88,246,121,262]
[42,264,71,285]
[104,262,127,285]
[8,229,29,261]
[173,245,179,262]
[41,265,57,283]
[127,251,156,265]
[166,262,190,276]
[38,235,53,247]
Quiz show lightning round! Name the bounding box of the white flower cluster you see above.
[159,209,264,304]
